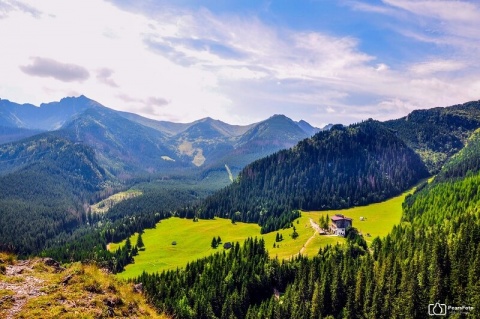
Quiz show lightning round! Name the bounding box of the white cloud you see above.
[383,0,479,23]
[409,60,465,75]
[96,68,118,87]
[0,0,479,127]
[20,57,90,82]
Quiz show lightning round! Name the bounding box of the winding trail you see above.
[292,218,321,257]
[298,232,317,255]
[0,260,46,319]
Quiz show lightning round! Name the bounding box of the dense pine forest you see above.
[180,120,429,233]
[135,129,480,319]
[0,134,107,254]
[383,100,480,173]
[2,100,480,318]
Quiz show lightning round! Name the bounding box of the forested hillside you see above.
[135,121,480,319]
[383,100,480,173]
[0,134,107,255]
[182,120,429,232]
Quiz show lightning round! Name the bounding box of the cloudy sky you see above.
[1,0,480,126]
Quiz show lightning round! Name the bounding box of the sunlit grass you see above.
[111,182,421,279]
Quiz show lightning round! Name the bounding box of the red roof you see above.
[331,215,352,222]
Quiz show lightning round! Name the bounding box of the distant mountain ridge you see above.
[0,96,321,179]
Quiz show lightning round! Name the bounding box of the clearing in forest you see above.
[110,183,420,279]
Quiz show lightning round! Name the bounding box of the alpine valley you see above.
[1,97,480,318]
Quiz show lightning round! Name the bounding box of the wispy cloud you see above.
[0,0,41,19]
[409,60,465,75]
[147,97,169,107]
[20,57,90,82]
[1,0,480,126]
[96,68,118,87]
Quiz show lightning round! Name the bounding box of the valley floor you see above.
[110,183,418,279]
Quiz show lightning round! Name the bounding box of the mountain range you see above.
[0,96,322,180]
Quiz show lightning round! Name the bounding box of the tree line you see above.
[178,120,429,233]
[133,125,480,318]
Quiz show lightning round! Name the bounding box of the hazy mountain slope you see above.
[296,119,321,136]
[383,100,480,173]
[0,96,318,179]
[0,126,41,144]
[59,107,186,177]
[0,135,107,255]
[120,111,256,137]
[207,114,313,172]
[0,95,98,131]
[181,120,429,232]
[118,111,192,136]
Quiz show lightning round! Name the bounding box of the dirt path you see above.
[291,219,319,258]
[310,218,322,233]
[299,232,317,255]
[0,260,48,319]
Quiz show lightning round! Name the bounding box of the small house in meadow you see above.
[329,214,352,237]
[223,242,232,249]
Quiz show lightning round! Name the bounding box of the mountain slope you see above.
[0,126,41,144]
[59,107,186,177]
[383,100,480,173]
[0,95,98,131]
[296,119,321,136]
[0,96,318,179]
[136,119,480,319]
[0,135,107,255]
[403,128,480,226]
[181,120,429,232]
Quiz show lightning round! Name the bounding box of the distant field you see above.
[90,190,142,213]
[110,184,419,279]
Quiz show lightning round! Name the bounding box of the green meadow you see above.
[110,183,419,279]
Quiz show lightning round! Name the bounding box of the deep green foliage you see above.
[137,238,292,319]
[436,128,480,181]
[135,123,480,319]
[383,100,480,173]
[181,120,428,233]
[0,135,106,255]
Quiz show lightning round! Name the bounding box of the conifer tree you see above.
[211,237,218,249]
[136,232,144,249]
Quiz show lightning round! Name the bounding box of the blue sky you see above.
[1,0,479,126]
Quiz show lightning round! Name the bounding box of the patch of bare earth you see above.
[0,259,52,319]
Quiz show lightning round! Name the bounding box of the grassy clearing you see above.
[302,185,418,251]
[111,216,346,279]
[111,183,420,279]
[111,218,260,280]
[90,189,142,214]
